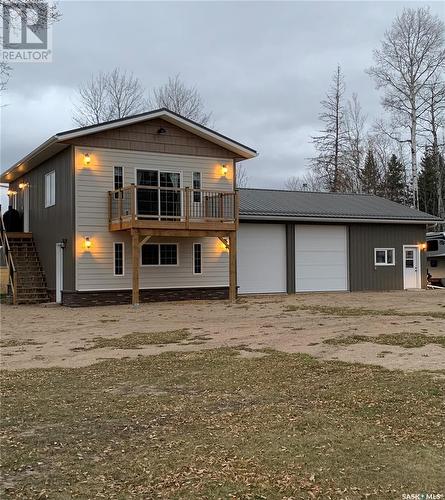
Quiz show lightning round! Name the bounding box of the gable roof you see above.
[1,108,257,183]
[239,188,441,224]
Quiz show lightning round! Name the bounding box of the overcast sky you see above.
[1,0,444,205]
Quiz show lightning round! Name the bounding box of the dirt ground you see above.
[1,290,444,372]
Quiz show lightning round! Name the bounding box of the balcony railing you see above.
[108,185,238,232]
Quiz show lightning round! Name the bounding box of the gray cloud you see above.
[2,0,443,202]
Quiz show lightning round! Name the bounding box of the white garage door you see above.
[238,223,287,294]
[295,225,348,292]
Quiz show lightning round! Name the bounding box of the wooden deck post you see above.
[131,230,140,306]
[229,231,237,302]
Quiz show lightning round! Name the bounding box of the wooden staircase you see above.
[6,234,50,305]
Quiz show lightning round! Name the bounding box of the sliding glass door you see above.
[136,170,181,219]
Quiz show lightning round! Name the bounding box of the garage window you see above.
[374,248,395,266]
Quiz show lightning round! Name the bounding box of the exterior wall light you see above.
[83,153,91,166]
[419,242,427,251]
[7,189,17,196]
[18,182,28,189]
[221,164,228,176]
[84,236,92,250]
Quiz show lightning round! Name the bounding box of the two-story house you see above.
[1,109,256,305]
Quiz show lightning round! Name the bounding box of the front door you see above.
[403,246,420,289]
[56,243,64,304]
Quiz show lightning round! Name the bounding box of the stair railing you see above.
[0,205,17,305]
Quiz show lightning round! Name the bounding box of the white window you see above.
[374,248,395,266]
[45,171,56,208]
[113,166,124,199]
[141,243,178,266]
[192,172,201,203]
[114,242,124,276]
[193,243,202,275]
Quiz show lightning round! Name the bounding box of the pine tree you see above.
[418,151,445,216]
[361,149,381,195]
[384,154,405,203]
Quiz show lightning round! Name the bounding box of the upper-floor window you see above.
[45,171,56,208]
[113,166,123,198]
[193,172,201,203]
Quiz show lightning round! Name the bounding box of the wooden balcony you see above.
[108,185,238,235]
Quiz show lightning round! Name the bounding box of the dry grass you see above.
[324,332,445,349]
[284,304,445,319]
[73,329,192,351]
[0,339,43,348]
[1,348,444,498]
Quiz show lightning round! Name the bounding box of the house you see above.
[0,108,441,305]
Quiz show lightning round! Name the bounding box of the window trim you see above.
[374,248,395,266]
[113,166,124,198]
[193,242,202,275]
[140,243,179,267]
[44,170,56,208]
[192,171,202,203]
[113,242,125,276]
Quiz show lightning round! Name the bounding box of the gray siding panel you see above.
[349,223,427,291]
[10,147,75,291]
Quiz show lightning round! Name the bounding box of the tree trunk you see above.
[410,111,418,209]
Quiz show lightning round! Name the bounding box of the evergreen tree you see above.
[361,149,381,195]
[418,151,445,216]
[384,154,405,203]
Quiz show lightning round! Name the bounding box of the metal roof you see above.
[239,188,441,224]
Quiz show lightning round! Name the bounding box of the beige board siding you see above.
[75,146,231,291]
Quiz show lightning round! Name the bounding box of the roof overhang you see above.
[239,214,442,225]
[1,108,257,183]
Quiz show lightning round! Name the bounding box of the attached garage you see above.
[237,223,287,294]
[295,225,348,292]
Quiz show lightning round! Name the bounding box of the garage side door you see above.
[295,225,348,292]
[238,223,287,294]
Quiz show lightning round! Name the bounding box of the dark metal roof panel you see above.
[239,188,441,222]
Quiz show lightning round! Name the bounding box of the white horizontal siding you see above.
[75,147,231,291]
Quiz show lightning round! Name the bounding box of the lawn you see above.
[1,348,444,499]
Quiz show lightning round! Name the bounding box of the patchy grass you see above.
[324,332,445,349]
[1,349,444,498]
[0,339,43,348]
[284,304,445,319]
[75,329,192,351]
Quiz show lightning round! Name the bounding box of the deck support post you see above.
[131,230,140,306]
[229,231,237,302]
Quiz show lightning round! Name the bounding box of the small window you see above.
[427,240,438,252]
[114,242,124,276]
[45,171,56,207]
[113,166,123,198]
[430,259,438,268]
[374,248,395,266]
[193,243,202,275]
[141,244,178,266]
[193,172,201,203]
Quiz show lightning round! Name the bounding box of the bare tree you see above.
[310,65,350,192]
[367,7,445,208]
[150,74,211,125]
[236,163,249,188]
[345,93,367,191]
[0,1,61,91]
[285,171,326,192]
[73,69,148,126]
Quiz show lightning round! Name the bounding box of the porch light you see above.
[221,164,228,176]
[84,236,92,250]
[18,182,28,189]
[83,153,91,166]
[7,190,17,196]
[419,242,427,251]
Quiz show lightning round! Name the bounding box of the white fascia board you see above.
[239,215,439,225]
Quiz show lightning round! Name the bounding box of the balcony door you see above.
[136,170,181,219]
